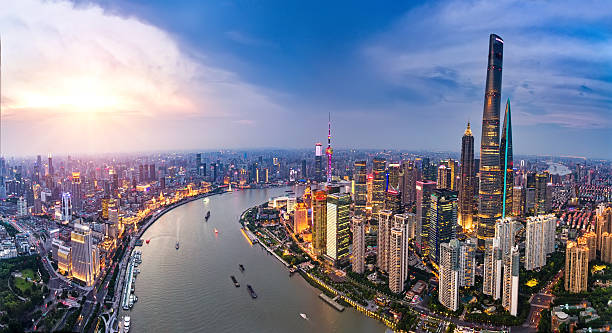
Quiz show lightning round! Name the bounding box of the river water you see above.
[126,186,387,332]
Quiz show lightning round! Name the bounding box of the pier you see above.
[319,293,345,311]
[121,255,135,310]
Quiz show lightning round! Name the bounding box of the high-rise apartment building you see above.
[483,237,502,300]
[525,216,546,270]
[416,180,437,255]
[582,232,597,261]
[601,232,612,263]
[354,161,367,216]
[352,216,366,274]
[512,186,524,217]
[428,189,458,264]
[376,210,393,272]
[326,193,350,264]
[439,239,460,311]
[565,240,589,293]
[389,227,405,294]
[502,246,519,316]
[312,190,327,256]
[478,34,504,242]
[459,123,475,232]
[372,158,386,214]
[459,238,477,287]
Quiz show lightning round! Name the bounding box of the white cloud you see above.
[0,0,282,154]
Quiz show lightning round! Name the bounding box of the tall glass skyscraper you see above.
[372,158,386,214]
[353,161,367,216]
[459,122,475,232]
[478,34,504,241]
[500,99,513,219]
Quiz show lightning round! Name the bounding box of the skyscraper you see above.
[483,237,502,300]
[437,165,451,190]
[459,123,475,232]
[565,240,589,293]
[312,190,327,256]
[61,192,72,223]
[376,210,393,272]
[459,238,477,287]
[428,189,458,264]
[352,216,366,274]
[478,34,504,242]
[525,215,557,270]
[502,245,519,316]
[534,172,549,215]
[372,158,386,214]
[401,161,419,206]
[71,223,99,286]
[293,202,309,233]
[416,180,437,255]
[439,239,460,311]
[389,227,405,294]
[71,172,82,212]
[500,99,513,219]
[314,143,323,182]
[354,161,367,217]
[326,193,350,264]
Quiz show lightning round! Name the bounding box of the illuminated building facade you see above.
[478,34,504,242]
[326,114,333,184]
[312,190,327,256]
[314,143,323,182]
[502,245,519,316]
[459,123,475,231]
[416,180,437,255]
[428,189,458,264]
[372,158,386,214]
[401,160,419,206]
[353,161,367,217]
[565,240,589,293]
[70,223,99,286]
[534,172,549,215]
[389,227,404,294]
[293,202,309,233]
[71,172,82,211]
[326,193,350,264]
[57,244,72,275]
[61,192,72,222]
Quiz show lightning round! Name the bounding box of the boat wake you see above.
[300,313,309,320]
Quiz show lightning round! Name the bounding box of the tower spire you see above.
[326,113,333,184]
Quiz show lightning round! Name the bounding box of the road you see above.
[523,270,563,330]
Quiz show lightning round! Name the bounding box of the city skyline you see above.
[1,0,611,158]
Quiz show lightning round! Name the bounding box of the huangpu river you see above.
[123,186,387,332]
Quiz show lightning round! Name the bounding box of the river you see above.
[125,186,387,332]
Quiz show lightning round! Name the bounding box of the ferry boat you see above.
[175,242,180,250]
[239,264,245,272]
[247,284,257,299]
[205,211,211,220]
[230,275,240,287]
[123,316,131,332]
[214,229,219,234]
[300,313,308,320]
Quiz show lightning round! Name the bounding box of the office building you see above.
[352,216,366,274]
[354,161,367,216]
[478,34,504,242]
[438,239,460,311]
[512,186,524,217]
[61,192,72,222]
[401,161,419,206]
[312,190,327,256]
[502,246,519,316]
[459,122,475,232]
[326,193,350,264]
[315,143,323,182]
[500,100,513,219]
[428,189,458,264]
[384,189,401,214]
[372,158,386,214]
[565,240,589,293]
[389,227,405,294]
[534,172,549,215]
[294,202,309,233]
[437,165,452,190]
[416,180,437,255]
[57,244,72,275]
[377,210,393,272]
[388,163,401,191]
[70,223,99,286]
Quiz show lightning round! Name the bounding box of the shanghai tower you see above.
[477,34,504,241]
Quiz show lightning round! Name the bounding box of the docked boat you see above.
[247,284,257,299]
[123,316,131,332]
[176,242,180,250]
[230,275,240,287]
[300,313,308,320]
[239,264,245,272]
[205,211,211,220]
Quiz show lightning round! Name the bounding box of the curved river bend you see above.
[126,186,387,332]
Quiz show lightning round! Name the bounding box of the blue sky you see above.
[1,0,611,158]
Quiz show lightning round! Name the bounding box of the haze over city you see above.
[1,0,610,158]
